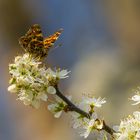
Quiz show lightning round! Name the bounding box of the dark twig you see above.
[55,85,115,136]
[55,85,90,119]
[102,121,115,135]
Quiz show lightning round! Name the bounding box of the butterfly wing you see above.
[43,28,63,50]
[19,24,63,58]
[19,24,46,57]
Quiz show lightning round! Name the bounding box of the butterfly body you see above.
[19,24,62,58]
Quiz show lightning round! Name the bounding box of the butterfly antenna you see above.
[49,44,62,53]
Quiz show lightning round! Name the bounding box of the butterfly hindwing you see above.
[19,24,46,57]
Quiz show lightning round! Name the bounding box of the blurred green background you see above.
[1,0,140,139]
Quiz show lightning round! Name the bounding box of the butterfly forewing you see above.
[43,28,63,49]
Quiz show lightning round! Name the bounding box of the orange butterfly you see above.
[19,24,63,58]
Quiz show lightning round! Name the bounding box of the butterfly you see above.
[19,24,63,58]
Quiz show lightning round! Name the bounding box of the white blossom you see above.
[46,68,70,80]
[8,84,17,93]
[79,96,106,113]
[80,119,96,138]
[71,112,89,129]
[56,69,70,79]
[132,95,140,105]
[71,111,104,139]
[48,96,71,118]
[80,115,103,139]
[48,103,63,118]
[131,88,140,105]
[113,111,140,140]
[84,96,106,107]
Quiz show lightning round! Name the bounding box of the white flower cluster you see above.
[113,111,140,140]
[8,53,69,108]
[72,96,106,138]
[112,88,140,140]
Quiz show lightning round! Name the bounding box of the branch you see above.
[55,85,115,136]
[103,121,115,136]
[55,85,90,119]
